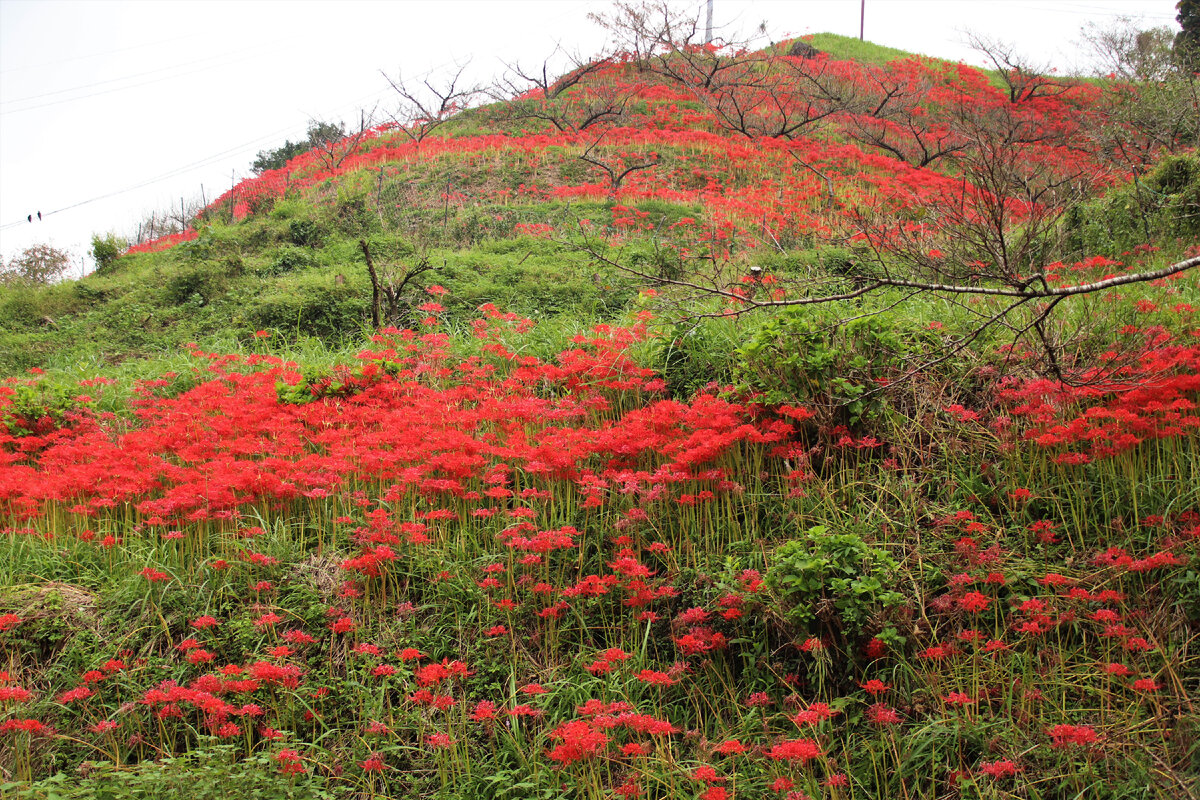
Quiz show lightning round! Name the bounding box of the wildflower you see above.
[692,765,724,784]
[979,759,1020,778]
[960,592,990,613]
[57,686,94,704]
[867,702,902,725]
[0,686,33,703]
[745,691,773,707]
[621,742,650,756]
[471,701,499,722]
[637,669,677,686]
[766,737,822,762]
[275,749,304,775]
[547,720,608,764]
[792,702,838,725]
[1047,724,1098,747]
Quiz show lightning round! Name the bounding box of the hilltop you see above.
[1,24,1199,800]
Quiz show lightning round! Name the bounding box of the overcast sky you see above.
[0,0,1180,272]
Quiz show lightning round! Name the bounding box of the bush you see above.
[260,245,318,276]
[1064,153,1200,256]
[164,266,227,307]
[735,306,918,426]
[766,525,905,641]
[246,274,367,340]
[90,234,127,275]
[15,744,340,799]
[287,218,325,248]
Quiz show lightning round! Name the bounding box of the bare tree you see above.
[306,113,380,171]
[492,52,638,133]
[1083,21,1200,165]
[966,33,1075,104]
[702,54,860,140]
[383,62,480,144]
[359,239,437,328]
[494,45,614,102]
[578,133,661,199]
[587,0,696,68]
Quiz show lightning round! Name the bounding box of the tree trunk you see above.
[359,239,381,329]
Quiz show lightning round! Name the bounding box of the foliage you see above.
[766,526,904,639]
[2,244,72,286]
[1065,153,1200,255]
[735,306,918,426]
[0,17,1198,800]
[12,745,340,799]
[251,120,348,174]
[89,234,127,275]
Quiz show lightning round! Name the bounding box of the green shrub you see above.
[1064,153,1200,256]
[260,244,318,276]
[89,234,127,275]
[14,744,340,799]
[164,266,227,307]
[735,305,918,426]
[287,218,325,247]
[766,525,905,640]
[246,275,366,340]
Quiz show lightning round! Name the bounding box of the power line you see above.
[1,46,277,107]
[0,79,408,232]
[0,32,204,76]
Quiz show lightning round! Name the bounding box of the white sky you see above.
[0,0,1180,272]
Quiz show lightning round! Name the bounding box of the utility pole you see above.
[860,0,865,41]
[705,0,713,44]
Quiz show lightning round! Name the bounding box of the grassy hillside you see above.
[1,31,1199,800]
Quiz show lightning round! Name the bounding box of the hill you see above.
[1,27,1199,800]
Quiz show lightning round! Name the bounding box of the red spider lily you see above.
[546,720,609,764]
[867,703,903,726]
[1047,724,1099,747]
[636,669,677,686]
[979,759,1020,778]
[713,739,748,755]
[360,753,385,772]
[766,737,822,762]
